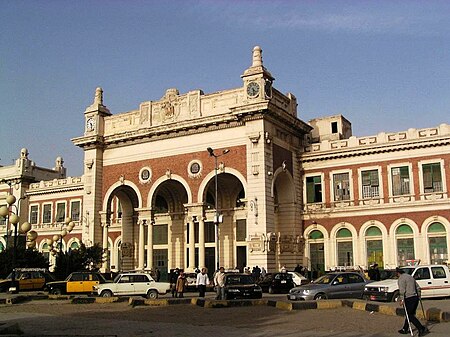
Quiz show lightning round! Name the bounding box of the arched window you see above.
[428,222,447,265]
[308,230,324,276]
[396,224,414,266]
[336,228,353,267]
[365,226,383,268]
[70,241,80,250]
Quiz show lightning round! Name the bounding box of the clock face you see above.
[246,82,260,97]
[86,118,95,132]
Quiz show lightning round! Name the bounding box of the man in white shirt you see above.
[196,268,210,297]
[214,267,225,300]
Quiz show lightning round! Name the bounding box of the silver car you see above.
[287,272,370,301]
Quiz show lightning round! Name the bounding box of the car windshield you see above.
[226,275,254,285]
[312,274,335,284]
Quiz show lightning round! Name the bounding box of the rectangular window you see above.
[391,166,410,196]
[333,173,350,201]
[331,121,338,134]
[422,163,442,193]
[236,219,246,242]
[56,202,66,222]
[153,224,168,245]
[306,176,322,203]
[43,204,52,223]
[70,201,80,221]
[30,205,38,224]
[361,170,379,198]
[205,222,215,243]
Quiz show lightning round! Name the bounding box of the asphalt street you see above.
[1,294,450,337]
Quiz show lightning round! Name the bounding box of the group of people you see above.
[169,267,211,298]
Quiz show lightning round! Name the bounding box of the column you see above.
[146,220,154,270]
[101,222,109,272]
[138,220,145,269]
[199,216,205,268]
[188,216,196,270]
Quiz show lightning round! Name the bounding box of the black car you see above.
[223,273,263,300]
[0,268,54,292]
[258,272,295,294]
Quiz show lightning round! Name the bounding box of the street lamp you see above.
[206,147,230,271]
[0,194,36,293]
[49,217,75,257]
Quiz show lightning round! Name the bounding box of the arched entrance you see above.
[203,172,245,273]
[105,185,139,271]
[150,179,188,281]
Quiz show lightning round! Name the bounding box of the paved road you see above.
[1,295,450,337]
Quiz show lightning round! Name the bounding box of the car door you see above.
[32,271,45,290]
[18,272,33,291]
[430,266,450,297]
[67,273,83,293]
[116,275,133,295]
[328,274,349,299]
[347,273,366,298]
[133,274,152,295]
[413,267,433,298]
[82,273,100,293]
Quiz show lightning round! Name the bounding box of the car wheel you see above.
[101,290,113,298]
[51,288,62,295]
[314,293,327,300]
[391,291,400,302]
[268,286,274,294]
[147,289,158,299]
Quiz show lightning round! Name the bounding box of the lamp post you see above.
[207,147,230,271]
[0,194,36,293]
[50,217,75,256]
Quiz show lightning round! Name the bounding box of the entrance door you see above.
[310,242,325,278]
[236,246,247,272]
[205,247,215,277]
[153,249,168,282]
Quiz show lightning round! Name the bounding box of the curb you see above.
[2,294,449,322]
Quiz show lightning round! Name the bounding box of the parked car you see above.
[0,268,54,293]
[222,273,263,300]
[288,271,309,286]
[94,271,171,299]
[288,272,370,301]
[258,273,295,293]
[363,264,450,302]
[46,271,108,295]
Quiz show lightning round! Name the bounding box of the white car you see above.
[288,272,309,286]
[94,272,171,299]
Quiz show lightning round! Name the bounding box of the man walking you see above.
[396,267,429,336]
[196,268,210,297]
[214,266,226,300]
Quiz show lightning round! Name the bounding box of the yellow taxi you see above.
[0,268,54,292]
[46,271,108,295]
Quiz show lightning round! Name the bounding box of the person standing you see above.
[214,267,226,300]
[176,271,187,298]
[368,263,381,281]
[196,268,210,297]
[169,268,180,297]
[396,268,429,336]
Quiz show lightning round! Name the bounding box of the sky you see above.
[1,0,450,177]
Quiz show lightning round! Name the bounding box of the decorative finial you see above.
[94,87,103,106]
[252,46,263,67]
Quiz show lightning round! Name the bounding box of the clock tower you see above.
[84,87,111,135]
[241,46,274,100]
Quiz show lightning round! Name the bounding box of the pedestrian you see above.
[368,263,381,281]
[155,268,161,282]
[261,267,267,278]
[170,268,180,297]
[176,271,187,298]
[214,266,226,300]
[396,267,429,336]
[294,264,302,273]
[280,265,287,273]
[196,267,210,297]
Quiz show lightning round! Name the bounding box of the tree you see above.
[0,248,49,279]
[53,243,104,280]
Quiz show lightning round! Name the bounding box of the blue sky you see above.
[1,0,449,177]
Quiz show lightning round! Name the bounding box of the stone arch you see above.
[272,167,296,203]
[198,167,247,204]
[390,218,419,266]
[422,216,449,265]
[148,174,193,207]
[360,220,388,269]
[330,222,358,268]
